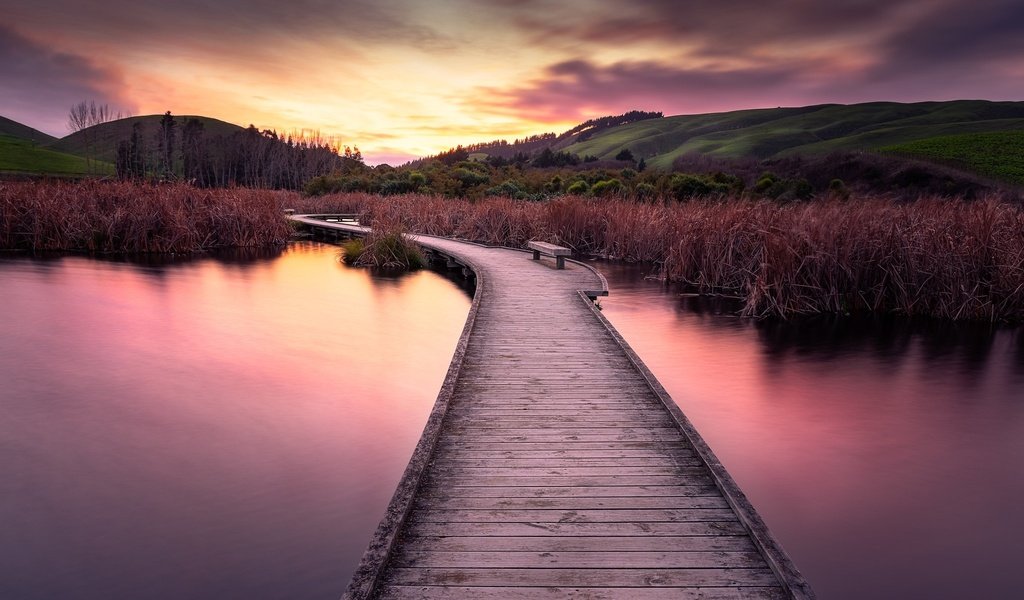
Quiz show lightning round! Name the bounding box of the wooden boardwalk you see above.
[295,216,814,600]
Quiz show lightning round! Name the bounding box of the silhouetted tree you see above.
[67,100,131,173]
[156,111,177,180]
[180,118,207,185]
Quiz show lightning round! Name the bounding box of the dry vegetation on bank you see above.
[0,181,296,253]
[2,181,1021,321]
[340,215,426,270]
[299,192,1024,321]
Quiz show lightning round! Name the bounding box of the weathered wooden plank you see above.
[396,535,754,553]
[411,508,739,523]
[428,475,715,487]
[377,586,787,600]
[415,495,729,510]
[417,485,721,498]
[428,438,692,448]
[386,567,781,587]
[439,433,687,443]
[444,427,680,435]
[444,418,675,427]
[432,457,705,468]
[429,449,698,459]
[404,521,748,537]
[427,466,708,478]
[394,550,767,569]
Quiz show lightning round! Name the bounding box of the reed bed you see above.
[0,181,297,253]
[294,192,1024,321]
[4,181,1020,320]
[342,214,426,269]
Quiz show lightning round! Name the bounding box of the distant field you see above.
[881,131,1024,185]
[561,100,1024,169]
[0,134,109,175]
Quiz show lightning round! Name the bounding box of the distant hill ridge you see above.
[0,115,58,146]
[48,115,247,163]
[5,100,1024,179]
[442,100,1024,170]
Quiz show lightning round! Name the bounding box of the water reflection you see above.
[0,242,471,600]
[596,259,1024,600]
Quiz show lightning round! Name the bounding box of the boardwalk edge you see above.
[340,247,486,600]
[296,216,814,599]
[576,286,817,600]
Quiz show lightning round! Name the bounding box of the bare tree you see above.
[67,101,133,173]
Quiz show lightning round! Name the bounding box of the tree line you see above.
[114,112,360,189]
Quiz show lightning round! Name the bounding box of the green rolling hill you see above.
[557,100,1024,170]
[47,115,247,163]
[0,134,102,175]
[0,115,58,146]
[1,114,246,176]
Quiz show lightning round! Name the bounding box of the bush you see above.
[566,180,590,195]
[453,167,490,187]
[668,174,730,200]
[634,182,657,201]
[591,178,623,197]
[487,180,525,199]
[340,238,365,264]
[346,219,425,270]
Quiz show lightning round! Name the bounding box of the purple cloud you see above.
[479,58,821,122]
[0,25,136,135]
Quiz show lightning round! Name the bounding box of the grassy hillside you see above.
[881,131,1024,185]
[0,134,109,175]
[563,100,1024,169]
[47,115,247,163]
[0,115,58,145]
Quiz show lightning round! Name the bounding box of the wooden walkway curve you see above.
[294,216,814,600]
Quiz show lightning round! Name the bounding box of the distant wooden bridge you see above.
[294,215,814,600]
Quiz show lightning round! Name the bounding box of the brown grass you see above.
[293,192,1024,321]
[5,181,1021,321]
[0,180,297,253]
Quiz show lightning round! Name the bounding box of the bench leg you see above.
[556,256,565,269]
[532,250,541,260]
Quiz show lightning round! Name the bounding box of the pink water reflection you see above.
[597,262,1024,600]
[0,242,471,599]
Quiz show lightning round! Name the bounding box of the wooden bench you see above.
[527,240,571,269]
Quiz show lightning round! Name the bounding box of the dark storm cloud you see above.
[871,0,1024,76]
[0,25,135,135]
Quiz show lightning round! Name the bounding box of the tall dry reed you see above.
[0,181,297,253]
[292,192,1024,321]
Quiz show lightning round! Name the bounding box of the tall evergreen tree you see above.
[156,111,177,180]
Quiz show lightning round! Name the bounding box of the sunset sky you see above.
[3,0,1023,164]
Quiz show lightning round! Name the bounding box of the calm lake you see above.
[0,242,471,599]
[2,241,1022,599]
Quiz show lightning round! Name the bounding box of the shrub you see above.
[634,182,657,201]
[566,180,590,195]
[591,178,623,197]
[668,174,730,200]
[347,218,425,270]
[340,238,365,264]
